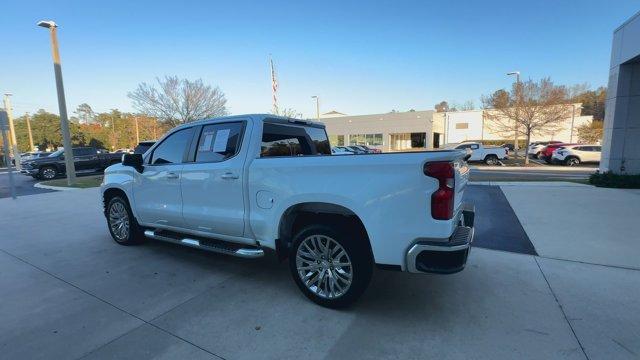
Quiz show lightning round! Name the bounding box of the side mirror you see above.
[122,153,144,173]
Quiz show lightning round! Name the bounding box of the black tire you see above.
[565,156,580,167]
[106,195,145,245]
[484,155,499,165]
[535,152,541,159]
[289,224,373,309]
[39,166,57,180]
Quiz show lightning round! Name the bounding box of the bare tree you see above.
[482,78,571,165]
[128,76,228,126]
[272,107,302,118]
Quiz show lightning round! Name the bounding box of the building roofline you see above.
[614,10,640,33]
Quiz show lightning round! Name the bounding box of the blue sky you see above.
[1,0,638,118]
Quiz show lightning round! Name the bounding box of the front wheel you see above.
[289,224,373,308]
[106,196,145,245]
[39,166,57,180]
[484,155,499,165]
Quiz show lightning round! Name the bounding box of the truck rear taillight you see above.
[424,162,455,220]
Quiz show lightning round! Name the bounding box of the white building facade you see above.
[323,107,592,152]
[602,11,640,174]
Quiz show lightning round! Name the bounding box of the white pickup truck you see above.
[448,142,508,165]
[101,115,475,308]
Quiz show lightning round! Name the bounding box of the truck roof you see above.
[175,114,326,130]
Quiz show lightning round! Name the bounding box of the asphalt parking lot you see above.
[1,185,638,359]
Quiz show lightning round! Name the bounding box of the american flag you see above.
[270,57,279,114]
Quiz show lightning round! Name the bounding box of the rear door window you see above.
[260,122,330,157]
[195,122,244,163]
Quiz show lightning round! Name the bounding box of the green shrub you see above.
[589,171,640,188]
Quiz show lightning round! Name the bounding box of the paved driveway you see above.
[0,188,638,359]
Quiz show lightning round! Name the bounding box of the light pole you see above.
[25,112,35,151]
[507,71,521,158]
[311,95,320,120]
[569,104,582,143]
[38,20,76,185]
[3,94,21,171]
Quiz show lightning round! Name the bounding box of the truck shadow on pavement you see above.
[463,185,537,256]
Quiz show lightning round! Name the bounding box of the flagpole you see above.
[270,55,278,115]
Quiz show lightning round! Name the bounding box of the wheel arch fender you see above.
[101,184,138,220]
[275,200,372,261]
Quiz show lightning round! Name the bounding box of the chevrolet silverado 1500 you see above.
[100,114,475,308]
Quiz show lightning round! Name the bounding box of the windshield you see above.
[48,149,64,157]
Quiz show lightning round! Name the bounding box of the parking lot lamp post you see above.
[311,95,319,120]
[507,71,521,159]
[37,20,76,185]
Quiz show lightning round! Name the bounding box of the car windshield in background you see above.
[48,149,64,157]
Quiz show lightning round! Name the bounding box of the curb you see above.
[33,182,84,191]
[468,181,592,187]
[470,166,598,172]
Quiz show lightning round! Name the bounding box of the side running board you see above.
[143,230,264,259]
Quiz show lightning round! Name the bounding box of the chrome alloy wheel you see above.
[42,168,56,179]
[567,158,579,166]
[296,235,353,299]
[109,201,130,241]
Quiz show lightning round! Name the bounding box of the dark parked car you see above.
[20,146,123,180]
[133,140,156,154]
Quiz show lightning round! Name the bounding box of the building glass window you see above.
[329,135,345,146]
[349,133,383,146]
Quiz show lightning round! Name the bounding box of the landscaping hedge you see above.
[589,171,640,189]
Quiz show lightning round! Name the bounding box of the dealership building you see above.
[322,107,592,152]
[602,11,640,174]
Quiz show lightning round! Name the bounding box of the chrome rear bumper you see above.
[406,204,475,274]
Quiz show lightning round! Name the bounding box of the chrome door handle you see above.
[166,172,179,179]
[221,172,239,180]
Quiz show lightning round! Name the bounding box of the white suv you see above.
[551,145,602,166]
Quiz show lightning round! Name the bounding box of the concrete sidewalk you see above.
[500,184,640,269]
[0,188,638,359]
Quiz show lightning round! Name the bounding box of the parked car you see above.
[448,142,508,165]
[528,141,562,158]
[331,146,355,155]
[358,145,382,153]
[346,145,368,154]
[133,140,156,154]
[11,152,49,165]
[539,143,576,163]
[20,146,123,180]
[551,145,602,166]
[14,151,52,165]
[501,143,514,152]
[101,114,475,308]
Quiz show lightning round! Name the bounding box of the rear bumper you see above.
[405,204,475,274]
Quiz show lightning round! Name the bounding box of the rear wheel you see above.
[565,157,580,167]
[484,155,499,165]
[289,224,373,308]
[106,196,145,245]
